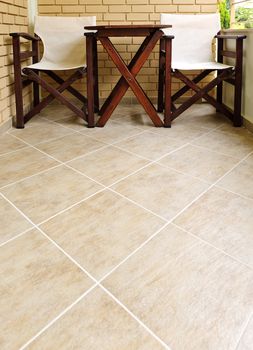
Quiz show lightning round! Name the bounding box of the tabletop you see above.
[84,24,171,37]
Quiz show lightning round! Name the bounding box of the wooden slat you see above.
[220,50,236,58]
[224,78,235,85]
[20,50,36,59]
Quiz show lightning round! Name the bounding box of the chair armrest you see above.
[215,34,246,40]
[10,32,41,41]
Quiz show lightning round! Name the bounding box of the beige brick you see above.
[103,13,126,21]
[103,0,125,3]
[127,13,149,21]
[127,0,148,3]
[8,5,20,15]
[150,0,172,3]
[155,5,177,12]
[0,3,9,13]
[109,5,132,12]
[39,0,54,4]
[39,5,62,13]
[201,4,218,12]
[173,0,194,4]
[178,4,201,12]
[85,5,108,12]
[3,14,14,24]
[132,5,154,12]
[56,0,79,3]
[197,0,217,3]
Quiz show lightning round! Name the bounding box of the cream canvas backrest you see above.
[34,16,96,70]
[161,13,221,65]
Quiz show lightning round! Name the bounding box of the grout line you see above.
[5,108,253,349]
[5,112,253,349]
[97,221,169,283]
[19,284,99,350]
[37,187,106,227]
[215,184,253,203]
[0,192,97,284]
[234,311,253,350]
[188,142,242,160]
[0,227,35,248]
[98,285,171,350]
[7,129,75,147]
[1,195,171,350]
[0,163,62,191]
[172,223,253,271]
[0,145,30,158]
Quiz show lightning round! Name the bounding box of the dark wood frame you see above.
[10,32,99,128]
[158,33,246,127]
[84,25,172,127]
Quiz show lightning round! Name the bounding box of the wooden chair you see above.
[157,13,246,127]
[10,16,98,128]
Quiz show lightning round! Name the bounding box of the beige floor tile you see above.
[115,131,185,160]
[193,130,253,159]
[39,104,80,121]
[0,197,32,244]
[245,152,253,165]
[0,229,92,350]
[217,161,253,200]
[69,146,149,186]
[55,115,88,131]
[159,144,238,183]
[237,316,253,350]
[175,104,229,129]
[0,133,27,156]
[80,122,143,144]
[10,123,72,145]
[25,116,54,128]
[112,163,208,220]
[41,190,165,279]
[36,133,105,162]
[217,124,253,137]
[111,111,155,129]
[28,287,164,350]
[151,122,210,141]
[0,147,59,188]
[1,165,102,224]
[103,225,253,350]
[174,186,253,268]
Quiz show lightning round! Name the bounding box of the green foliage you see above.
[219,0,231,29]
[235,7,253,27]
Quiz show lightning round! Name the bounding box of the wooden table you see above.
[84,24,172,127]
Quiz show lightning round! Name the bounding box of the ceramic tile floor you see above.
[1,103,253,350]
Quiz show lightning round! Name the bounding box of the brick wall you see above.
[0,0,32,128]
[38,0,218,102]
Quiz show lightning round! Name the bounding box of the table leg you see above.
[97,31,164,127]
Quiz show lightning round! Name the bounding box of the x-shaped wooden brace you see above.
[22,67,88,123]
[97,30,164,127]
[171,68,234,121]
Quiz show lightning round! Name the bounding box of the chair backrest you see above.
[34,16,96,68]
[161,13,221,64]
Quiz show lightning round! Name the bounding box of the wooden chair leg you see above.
[12,36,24,128]
[93,36,99,113]
[157,38,165,113]
[32,40,40,107]
[86,33,95,128]
[164,36,172,127]
[233,38,244,127]
[216,37,223,111]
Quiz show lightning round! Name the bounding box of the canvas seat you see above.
[158,13,246,127]
[10,16,98,128]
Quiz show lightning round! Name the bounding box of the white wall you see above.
[223,29,253,125]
